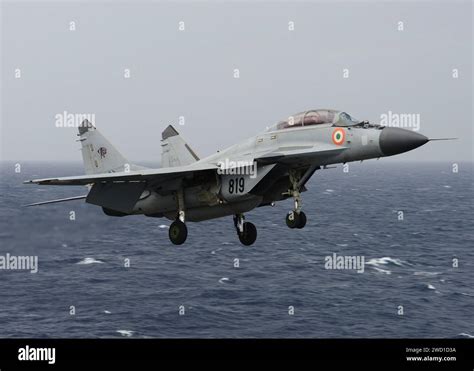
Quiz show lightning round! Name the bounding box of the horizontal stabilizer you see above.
[24,195,87,207]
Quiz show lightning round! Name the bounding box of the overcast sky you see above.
[1,0,472,163]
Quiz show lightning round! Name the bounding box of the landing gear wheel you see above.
[286,212,298,229]
[286,211,307,229]
[296,211,306,229]
[169,220,188,245]
[238,222,257,246]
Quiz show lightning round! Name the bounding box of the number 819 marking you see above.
[228,177,245,194]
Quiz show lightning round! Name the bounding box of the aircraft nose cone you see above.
[379,127,429,156]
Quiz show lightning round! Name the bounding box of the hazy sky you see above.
[1,0,472,163]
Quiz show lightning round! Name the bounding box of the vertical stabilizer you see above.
[78,120,144,174]
[161,125,200,168]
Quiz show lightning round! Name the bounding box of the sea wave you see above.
[76,258,104,265]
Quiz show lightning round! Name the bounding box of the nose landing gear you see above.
[284,169,309,229]
[286,210,307,229]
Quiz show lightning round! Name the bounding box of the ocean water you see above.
[0,161,473,338]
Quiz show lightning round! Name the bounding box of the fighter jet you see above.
[25,109,444,245]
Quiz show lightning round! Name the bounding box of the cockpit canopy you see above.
[267,109,360,131]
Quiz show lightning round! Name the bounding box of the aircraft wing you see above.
[24,163,219,213]
[255,143,347,165]
[24,163,219,186]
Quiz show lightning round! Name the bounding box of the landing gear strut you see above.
[284,169,309,229]
[234,214,257,246]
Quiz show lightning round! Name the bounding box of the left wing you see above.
[24,162,218,186]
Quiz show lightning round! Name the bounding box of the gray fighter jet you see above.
[25,109,442,245]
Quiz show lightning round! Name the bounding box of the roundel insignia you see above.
[332,128,346,145]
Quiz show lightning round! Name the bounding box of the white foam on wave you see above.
[336,243,348,247]
[219,277,230,284]
[366,257,405,267]
[458,333,474,338]
[325,189,334,192]
[158,224,168,229]
[117,330,134,337]
[427,284,436,290]
[104,310,111,314]
[373,267,392,275]
[76,257,104,265]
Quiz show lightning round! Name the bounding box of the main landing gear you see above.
[169,190,188,245]
[233,214,257,246]
[169,218,187,245]
[284,169,308,229]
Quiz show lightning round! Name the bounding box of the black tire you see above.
[296,211,307,229]
[286,212,298,229]
[169,220,188,245]
[238,222,257,246]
